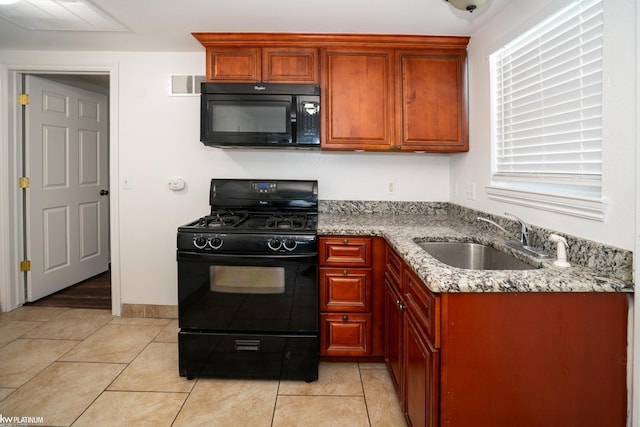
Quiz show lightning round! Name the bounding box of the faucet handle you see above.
[504,212,532,246]
[504,212,531,230]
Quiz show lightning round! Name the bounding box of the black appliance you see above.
[177,179,319,382]
[200,83,320,148]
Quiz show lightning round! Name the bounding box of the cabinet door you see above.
[322,49,394,150]
[396,50,468,152]
[404,267,440,347]
[263,47,318,83]
[320,313,371,356]
[405,312,439,427]
[206,47,260,82]
[439,292,628,427]
[384,280,404,398]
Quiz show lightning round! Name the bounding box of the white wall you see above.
[1,0,635,309]
[0,50,450,307]
[451,0,637,251]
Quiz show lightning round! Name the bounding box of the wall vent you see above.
[170,75,205,96]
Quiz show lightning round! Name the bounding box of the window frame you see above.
[486,0,606,221]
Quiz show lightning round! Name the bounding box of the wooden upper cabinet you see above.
[396,50,468,152]
[322,49,394,150]
[262,47,318,83]
[204,46,318,83]
[193,33,470,151]
[206,47,260,82]
[321,46,468,152]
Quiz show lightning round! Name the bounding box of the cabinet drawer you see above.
[404,268,440,347]
[320,313,371,356]
[385,245,403,288]
[319,237,372,266]
[320,268,371,312]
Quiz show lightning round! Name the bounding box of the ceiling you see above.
[0,0,510,52]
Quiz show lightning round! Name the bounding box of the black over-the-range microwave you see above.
[200,83,320,148]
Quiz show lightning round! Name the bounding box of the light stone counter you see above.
[318,210,633,293]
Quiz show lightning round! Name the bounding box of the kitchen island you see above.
[317,202,632,427]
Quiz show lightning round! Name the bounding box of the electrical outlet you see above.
[466,183,476,201]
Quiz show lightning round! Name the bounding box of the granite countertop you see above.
[318,212,633,293]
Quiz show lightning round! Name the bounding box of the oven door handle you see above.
[177,251,318,261]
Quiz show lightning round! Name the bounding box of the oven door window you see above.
[210,266,284,294]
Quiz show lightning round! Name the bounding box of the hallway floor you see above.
[0,306,406,426]
[27,270,111,310]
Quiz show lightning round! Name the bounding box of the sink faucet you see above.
[477,214,549,259]
[476,216,512,237]
[504,212,531,246]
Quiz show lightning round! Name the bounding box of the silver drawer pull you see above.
[236,339,260,351]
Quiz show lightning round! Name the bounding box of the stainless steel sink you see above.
[417,241,538,270]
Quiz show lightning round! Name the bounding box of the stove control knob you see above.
[209,237,223,249]
[283,238,297,251]
[194,236,207,249]
[268,238,282,251]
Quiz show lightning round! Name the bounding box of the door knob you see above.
[100,189,109,196]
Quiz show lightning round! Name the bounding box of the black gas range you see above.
[177,179,319,382]
[177,179,318,254]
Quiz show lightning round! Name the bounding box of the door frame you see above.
[0,64,121,315]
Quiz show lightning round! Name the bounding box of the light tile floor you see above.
[0,306,406,426]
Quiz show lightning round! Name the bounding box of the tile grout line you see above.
[62,315,129,427]
[170,374,204,427]
[270,377,283,427]
[68,326,177,426]
[358,363,374,427]
[2,314,86,398]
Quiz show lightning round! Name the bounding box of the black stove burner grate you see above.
[184,210,317,232]
[198,211,248,228]
[265,214,309,230]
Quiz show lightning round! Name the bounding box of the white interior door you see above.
[25,75,109,301]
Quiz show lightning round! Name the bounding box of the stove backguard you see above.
[209,179,318,213]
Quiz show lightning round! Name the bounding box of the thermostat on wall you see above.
[168,176,185,191]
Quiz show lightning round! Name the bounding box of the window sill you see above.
[485,185,606,221]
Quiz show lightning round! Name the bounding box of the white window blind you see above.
[490,0,603,198]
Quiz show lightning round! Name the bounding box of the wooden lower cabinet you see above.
[439,292,628,427]
[384,243,628,427]
[320,313,371,356]
[384,279,403,395]
[319,236,385,359]
[404,312,439,427]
